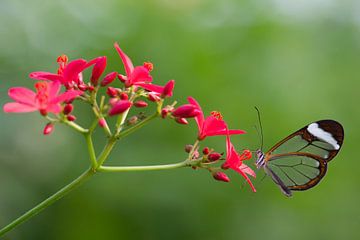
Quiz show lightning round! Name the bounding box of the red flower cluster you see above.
[3,42,256,192]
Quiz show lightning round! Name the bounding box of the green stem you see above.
[98,161,190,172]
[85,133,97,168]
[0,168,95,237]
[116,112,158,139]
[96,138,117,167]
[63,120,88,134]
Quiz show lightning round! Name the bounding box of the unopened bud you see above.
[148,93,161,102]
[161,80,175,98]
[108,100,132,116]
[213,172,230,182]
[161,108,169,118]
[134,100,148,108]
[43,123,54,135]
[101,71,117,86]
[67,115,76,121]
[78,83,88,91]
[184,144,193,153]
[120,92,128,100]
[202,147,210,155]
[118,74,127,83]
[208,152,222,161]
[175,117,188,125]
[98,118,107,128]
[106,87,118,97]
[127,116,138,125]
[39,109,47,116]
[63,104,73,115]
[88,85,95,92]
[172,104,200,118]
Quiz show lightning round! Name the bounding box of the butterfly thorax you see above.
[255,149,265,169]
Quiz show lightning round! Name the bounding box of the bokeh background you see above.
[1,0,359,239]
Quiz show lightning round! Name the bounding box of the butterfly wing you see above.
[263,120,344,196]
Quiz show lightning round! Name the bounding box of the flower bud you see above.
[98,118,108,128]
[172,104,200,118]
[88,86,95,92]
[175,117,188,125]
[90,56,107,86]
[148,93,161,102]
[106,87,118,97]
[67,115,76,121]
[108,100,132,116]
[78,83,88,91]
[120,92,128,100]
[184,144,193,153]
[213,172,230,182]
[118,74,127,83]
[63,104,73,115]
[161,108,169,118]
[202,147,210,155]
[161,80,175,98]
[208,152,222,161]
[134,100,148,108]
[43,123,54,135]
[127,116,138,125]
[101,71,117,86]
[240,149,252,161]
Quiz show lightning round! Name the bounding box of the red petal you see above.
[101,71,117,86]
[51,90,83,104]
[3,102,37,113]
[8,87,36,105]
[162,80,175,98]
[187,97,204,135]
[114,42,134,76]
[29,72,62,82]
[233,167,257,192]
[130,66,152,84]
[136,82,163,93]
[62,59,88,84]
[239,163,256,178]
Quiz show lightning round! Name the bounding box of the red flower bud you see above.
[161,108,169,118]
[98,118,107,128]
[202,147,210,155]
[100,71,117,86]
[175,117,188,125]
[172,104,200,118]
[213,172,230,182]
[118,74,127,83]
[43,123,54,135]
[134,100,148,108]
[120,92,128,100]
[239,149,252,161]
[90,56,107,86]
[39,109,47,116]
[88,86,95,92]
[106,87,118,97]
[78,83,88,91]
[67,115,76,121]
[108,100,132,116]
[208,152,222,161]
[63,104,73,115]
[148,93,161,102]
[161,80,175,98]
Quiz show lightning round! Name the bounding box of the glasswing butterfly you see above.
[255,117,344,197]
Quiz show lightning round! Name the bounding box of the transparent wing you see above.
[266,153,327,191]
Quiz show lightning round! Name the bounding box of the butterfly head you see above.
[255,149,265,169]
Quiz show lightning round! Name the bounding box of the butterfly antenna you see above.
[254,106,264,150]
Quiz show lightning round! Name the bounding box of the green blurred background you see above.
[1,0,359,239]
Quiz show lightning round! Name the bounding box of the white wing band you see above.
[307,123,340,150]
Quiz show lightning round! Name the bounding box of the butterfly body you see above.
[256,120,344,197]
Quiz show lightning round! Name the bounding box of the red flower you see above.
[114,42,152,88]
[108,100,132,116]
[3,81,82,115]
[187,97,245,140]
[30,55,106,88]
[222,134,256,192]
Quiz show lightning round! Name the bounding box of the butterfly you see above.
[255,119,344,197]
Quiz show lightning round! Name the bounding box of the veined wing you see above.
[267,120,344,162]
